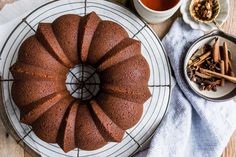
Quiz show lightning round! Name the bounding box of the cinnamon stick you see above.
[194,57,211,67]
[228,50,232,61]
[228,61,235,77]
[228,51,234,77]
[189,51,211,67]
[213,38,220,62]
[195,71,212,79]
[220,60,225,86]
[223,42,229,74]
[200,68,236,84]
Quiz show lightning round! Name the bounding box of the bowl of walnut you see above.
[189,0,220,23]
[184,30,236,101]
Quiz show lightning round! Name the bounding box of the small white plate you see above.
[180,0,230,31]
[184,30,236,101]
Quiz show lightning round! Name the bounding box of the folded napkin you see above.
[136,18,236,157]
[0,0,51,25]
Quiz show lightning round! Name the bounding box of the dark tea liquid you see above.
[140,0,180,11]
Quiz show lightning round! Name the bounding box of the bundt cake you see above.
[10,12,151,152]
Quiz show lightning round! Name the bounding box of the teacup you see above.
[133,0,182,24]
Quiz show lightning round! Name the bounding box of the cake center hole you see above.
[65,64,100,100]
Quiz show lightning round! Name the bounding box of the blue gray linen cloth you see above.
[136,18,236,157]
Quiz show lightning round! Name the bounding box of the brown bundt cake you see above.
[10,12,151,152]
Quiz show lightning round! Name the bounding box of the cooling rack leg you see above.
[148,85,171,87]
[0,79,14,82]
[77,148,80,157]
[17,129,33,144]
[125,131,142,148]
[66,82,80,85]
[22,19,36,33]
[66,82,100,85]
[84,0,87,15]
[132,24,147,38]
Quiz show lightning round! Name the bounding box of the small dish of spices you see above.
[189,0,220,23]
[180,0,229,31]
[184,30,236,101]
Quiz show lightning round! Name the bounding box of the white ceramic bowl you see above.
[184,30,236,101]
[133,0,182,24]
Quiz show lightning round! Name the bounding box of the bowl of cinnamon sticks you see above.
[184,30,236,101]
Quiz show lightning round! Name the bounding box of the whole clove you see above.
[187,67,194,79]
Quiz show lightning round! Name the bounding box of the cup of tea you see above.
[133,0,182,24]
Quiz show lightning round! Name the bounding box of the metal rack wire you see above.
[65,64,100,100]
[0,0,171,156]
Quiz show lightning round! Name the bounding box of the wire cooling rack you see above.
[0,0,172,156]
